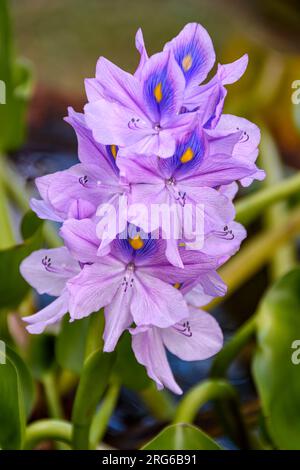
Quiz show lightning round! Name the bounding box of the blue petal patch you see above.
[113,225,158,263]
[174,36,207,85]
[158,130,205,178]
[143,65,174,121]
[105,144,120,172]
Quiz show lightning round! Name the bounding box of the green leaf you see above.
[0,0,33,152]
[253,268,300,449]
[142,423,223,450]
[21,210,43,240]
[0,344,35,449]
[0,211,43,309]
[72,349,116,449]
[56,311,104,375]
[27,334,56,380]
[114,331,150,390]
[56,316,90,375]
[8,347,35,419]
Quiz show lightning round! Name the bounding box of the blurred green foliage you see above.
[0,211,43,309]
[253,268,300,450]
[114,331,151,391]
[0,344,34,449]
[55,316,91,375]
[72,349,116,449]
[0,0,33,152]
[142,423,223,450]
[1,0,300,452]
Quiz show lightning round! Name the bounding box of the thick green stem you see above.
[140,384,175,421]
[260,127,296,279]
[23,419,72,449]
[90,380,120,449]
[235,172,300,226]
[0,157,15,249]
[174,379,232,424]
[211,316,257,379]
[58,370,78,396]
[72,350,116,449]
[42,371,64,420]
[174,379,251,449]
[85,310,105,359]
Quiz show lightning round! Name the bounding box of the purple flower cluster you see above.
[20,23,263,394]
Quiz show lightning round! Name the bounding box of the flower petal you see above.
[142,249,219,285]
[84,77,104,102]
[219,182,239,201]
[117,154,163,185]
[162,127,207,180]
[134,28,148,79]
[164,23,215,87]
[201,221,247,259]
[47,163,119,218]
[30,198,63,223]
[67,260,124,320]
[165,238,184,269]
[118,128,177,159]
[23,291,69,334]
[212,114,264,186]
[212,114,260,158]
[183,55,248,126]
[67,199,96,220]
[20,247,79,296]
[140,50,185,122]
[183,270,227,302]
[176,184,235,234]
[131,326,182,394]
[161,306,223,361]
[217,54,248,85]
[95,57,145,113]
[103,287,133,352]
[181,154,257,188]
[85,98,151,147]
[131,271,188,327]
[60,218,100,263]
[65,108,120,176]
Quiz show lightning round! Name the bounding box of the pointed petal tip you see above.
[135,27,143,42]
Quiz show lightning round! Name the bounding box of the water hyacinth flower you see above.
[20,22,264,394]
[84,23,260,164]
[31,108,128,223]
[129,265,226,395]
[84,22,218,158]
[60,219,223,352]
[206,114,265,186]
[84,49,196,158]
[116,126,252,265]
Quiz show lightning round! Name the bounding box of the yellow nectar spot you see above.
[180,147,194,163]
[179,242,186,247]
[129,235,144,250]
[182,54,193,72]
[173,282,182,289]
[154,82,163,103]
[110,145,117,159]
